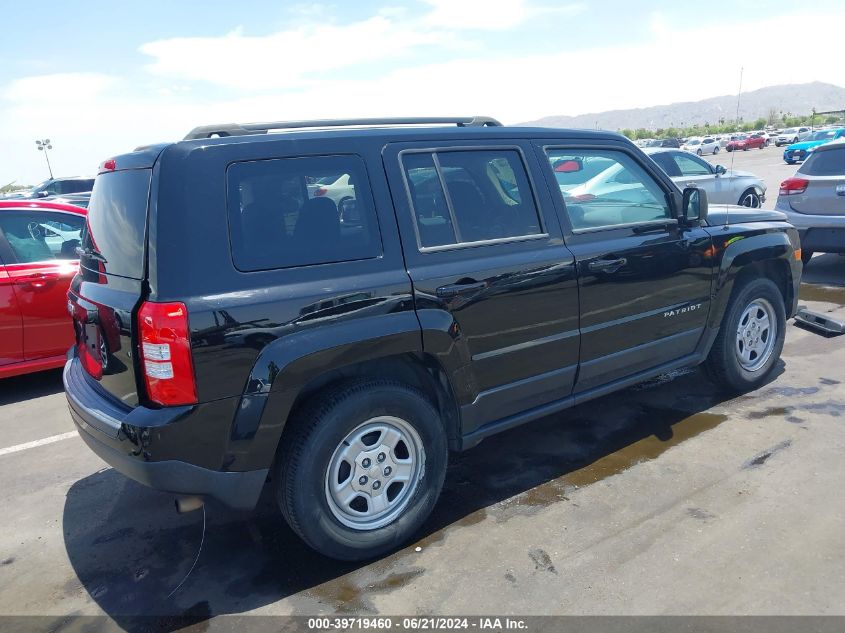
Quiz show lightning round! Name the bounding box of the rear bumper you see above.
[780,209,845,253]
[797,227,845,254]
[64,357,267,509]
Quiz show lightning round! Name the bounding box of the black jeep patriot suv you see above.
[65,117,801,560]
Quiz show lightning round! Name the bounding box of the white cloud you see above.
[3,72,114,102]
[138,1,583,90]
[2,7,845,184]
[140,16,444,90]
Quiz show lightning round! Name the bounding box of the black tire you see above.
[738,188,762,208]
[276,379,448,561]
[726,147,733,152]
[801,250,814,265]
[714,146,720,154]
[696,149,702,156]
[705,277,786,393]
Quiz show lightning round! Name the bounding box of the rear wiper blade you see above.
[76,245,108,263]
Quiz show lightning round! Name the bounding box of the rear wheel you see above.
[276,380,448,561]
[705,278,786,393]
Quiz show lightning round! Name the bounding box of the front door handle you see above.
[588,258,627,274]
[436,280,486,298]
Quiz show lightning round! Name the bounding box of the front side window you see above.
[0,211,84,262]
[672,153,712,176]
[227,155,381,271]
[402,149,542,248]
[546,149,671,230]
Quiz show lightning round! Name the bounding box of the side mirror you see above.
[681,187,708,225]
[35,191,51,198]
[553,158,583,173]
[714,164,726,175]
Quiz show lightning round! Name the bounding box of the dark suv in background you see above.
[3,176,94,200]
[65,117,801,560]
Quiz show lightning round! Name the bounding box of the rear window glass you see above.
[402,149,542,248]
[226,155,381,271]
[0,211,85,263]
[83,169,151,279]
[799,147,845,176]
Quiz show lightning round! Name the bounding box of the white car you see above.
[645,148,767,207]
[308,173,355,206]
[776,127,811,146]
[681,136,720,156]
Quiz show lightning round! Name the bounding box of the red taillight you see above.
[99,158,116,173]
[138,301,197,406]
[314,187,328,196]
[780,177,808,196]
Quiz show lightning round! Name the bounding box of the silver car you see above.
[775,127,811,147]
[644,148,767,207]
[775,140,845,264]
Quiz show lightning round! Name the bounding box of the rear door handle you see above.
[588,258,627,273]
[14,272,60,289]
[436,281,486,298]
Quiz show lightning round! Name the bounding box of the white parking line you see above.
[0,431,77,457]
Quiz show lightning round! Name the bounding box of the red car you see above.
[726,133,767,152]
[0,200,86,378]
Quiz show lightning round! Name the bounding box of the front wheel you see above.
[276,380,448,561]
[705,278,786,393]
[738,188,762,208]
[696,149,702,156]
[714,146,720,154]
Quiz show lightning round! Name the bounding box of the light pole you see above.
[35,139,54,179]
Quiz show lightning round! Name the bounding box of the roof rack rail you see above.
[183,116,502,140]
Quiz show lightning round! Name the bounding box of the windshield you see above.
[782,128,797,134]
[687,139,700,145]
[809,130,836,141]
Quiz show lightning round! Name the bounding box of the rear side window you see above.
[226,155,381,271]
[59,179,94,194]
[83,170,151,279]
[799,148,845,176]
[402,149,543,248]
[0,211,85,263]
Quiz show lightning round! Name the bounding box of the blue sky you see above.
[3,0,845,184]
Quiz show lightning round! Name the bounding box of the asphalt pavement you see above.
[1,240,844,626]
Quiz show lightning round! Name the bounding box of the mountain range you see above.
[519,82,845,131]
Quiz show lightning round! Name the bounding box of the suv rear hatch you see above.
[69,159,155,406]
[784,146,845,217]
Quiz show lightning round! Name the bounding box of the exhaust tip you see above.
[175,496,204,514]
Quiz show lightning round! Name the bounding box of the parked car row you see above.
[783,128,845,164]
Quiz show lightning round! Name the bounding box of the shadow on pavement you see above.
[801,253,845,289]
[62,365,783,628]
[0,368,64,406]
